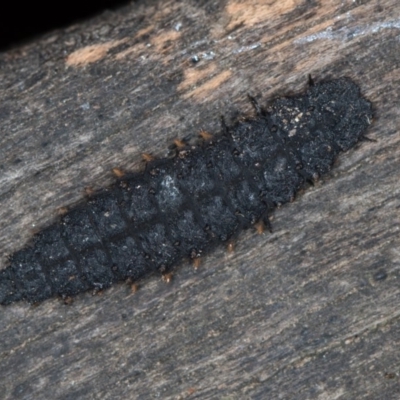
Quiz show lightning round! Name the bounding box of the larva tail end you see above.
[0,268,22,306]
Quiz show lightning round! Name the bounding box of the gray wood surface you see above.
[1,0,400,398]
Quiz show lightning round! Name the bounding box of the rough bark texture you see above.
[0,0,399,399]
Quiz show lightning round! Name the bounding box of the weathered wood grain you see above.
[1,0,399,398]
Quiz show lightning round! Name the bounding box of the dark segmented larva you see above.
[0,78,373,305]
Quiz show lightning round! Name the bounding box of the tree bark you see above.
[1,0,399,398]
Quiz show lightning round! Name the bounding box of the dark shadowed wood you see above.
[1,0,400,398]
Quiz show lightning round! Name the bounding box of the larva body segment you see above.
[0,78,373,305]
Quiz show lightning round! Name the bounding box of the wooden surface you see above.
[1,0,400,398]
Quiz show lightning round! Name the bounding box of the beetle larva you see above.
[0,78,373,305]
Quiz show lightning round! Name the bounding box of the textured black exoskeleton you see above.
[0,78,373,305]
